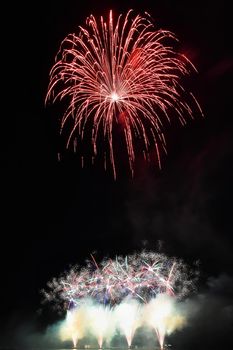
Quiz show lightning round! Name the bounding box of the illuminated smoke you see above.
[114,298,142,347]
[144,294,186,349]
[57,296,187,349]
[87,304,113,348]
[59,303,88,347]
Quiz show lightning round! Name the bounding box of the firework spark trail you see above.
[46,10,203,178]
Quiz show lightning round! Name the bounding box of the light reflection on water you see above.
[0,348,169,350]
[0,348,168,350]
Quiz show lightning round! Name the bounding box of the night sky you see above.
[1,0,233,349]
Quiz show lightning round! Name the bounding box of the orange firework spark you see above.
[46,10,202,178]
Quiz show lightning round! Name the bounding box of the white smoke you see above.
[58,295,188,349]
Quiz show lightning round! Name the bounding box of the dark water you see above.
[0,348,164,350]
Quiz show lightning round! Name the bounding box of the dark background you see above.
[1,0,233,349]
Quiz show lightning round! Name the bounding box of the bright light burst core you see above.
[46,10,202,177]
[110,92,120,102]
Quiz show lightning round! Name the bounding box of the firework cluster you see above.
[43,251,197,349]
[43,251,195,309]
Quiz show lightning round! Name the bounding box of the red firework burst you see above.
[46,10,202,178]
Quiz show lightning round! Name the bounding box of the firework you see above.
[114,299,142,347]
[46,10,202,177]
[43,251,195,309]
[144,294,186,349]
[59,307,87,347]
[43,250,197,349]
[88,304,113,348]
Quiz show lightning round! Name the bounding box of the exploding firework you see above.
[46,10,202,178]
[43,250,197,349]
[43,251,195,309]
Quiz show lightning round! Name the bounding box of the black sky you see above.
[1,0,233,349]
